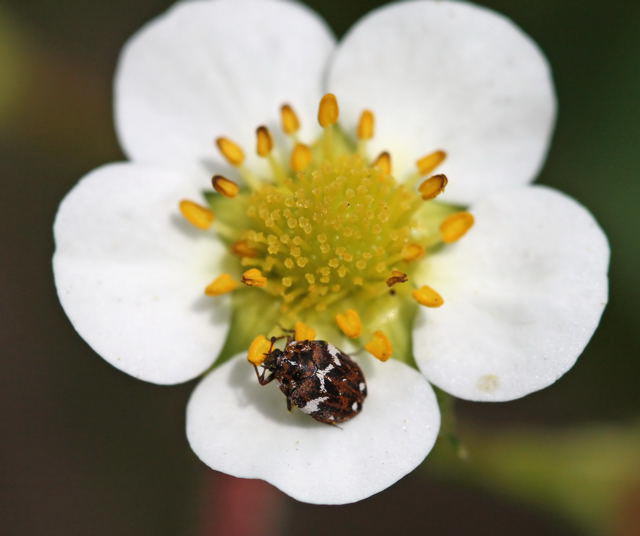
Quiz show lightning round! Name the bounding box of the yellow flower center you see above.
[179,94,475,363]
[241,154,420,315]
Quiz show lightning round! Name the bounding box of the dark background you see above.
[2,0,639,534]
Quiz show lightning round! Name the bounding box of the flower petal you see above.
[53,163,230,384]
[413,186,609,401]
[328,0,556,204]
[186,354,440,504]
[115,0,335,173]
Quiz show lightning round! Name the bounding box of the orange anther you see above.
[231,240,258,258]
[386,270,408,287]
[247,335,272,366]
[294,321,316,341]
[440,212,474,243]
[256,125,273,157]
[412,285,444,307]
[280,104,300,134]
[178,200,214,230]
[318,93,339,127]
[216,137,245,166]
[365,331,393,361]
[357,109,375,140]
[290,143,313,172]
[204,273,238,296]
[401,243,425,262]
[372,151,392,175]
[416,150,446,176]
[212,175,240,198]
[242,268,267,287]
[335,309,362,338]
[418,174,448,200]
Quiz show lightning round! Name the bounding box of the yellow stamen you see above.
[412,285,444,307]
[280,104,300,135]
[372,151,392,175]
[204,273,238,296]
[365,330,393,361]
[290,143,313,172]
[335,308,362,338]
[318,93,339,127]
[386,270,408,287]
[212,175,240,198]
[440,212,474,243]
[242,267,267,287]
[401,243,425,262]
[357,110,375,140]
[294,321,316,341]
[178,200,214,230]
[418,174,448,200]
[256,125,273,157]
[247,334,272,366]
[416,150,446,176]
[231,240,258,258]
[216,137,245,166]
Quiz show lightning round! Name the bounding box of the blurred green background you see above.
[1,0,638,534]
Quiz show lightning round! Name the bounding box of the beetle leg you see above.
[253,364,275,386]
[286,397,292,412]
[268,335,287,352]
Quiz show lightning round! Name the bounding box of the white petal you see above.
[186,354,440,504]
[115,0,335,174]
[414,186,609,401]
[53,163,230,384]
[328,0,556,204]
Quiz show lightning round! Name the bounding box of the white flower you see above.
[52,0,609,505]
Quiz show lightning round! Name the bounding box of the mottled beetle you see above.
[253,338,367,424]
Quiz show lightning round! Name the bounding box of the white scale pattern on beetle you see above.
[326,344,342,366]
[300,396,329,414]
[316,364,334,393]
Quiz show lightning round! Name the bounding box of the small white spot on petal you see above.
[477,374,499,393]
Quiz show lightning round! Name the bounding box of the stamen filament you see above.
[319,93,339,161]
[357,109,375,156]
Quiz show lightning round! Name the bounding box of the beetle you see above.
[253,338,367,425]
